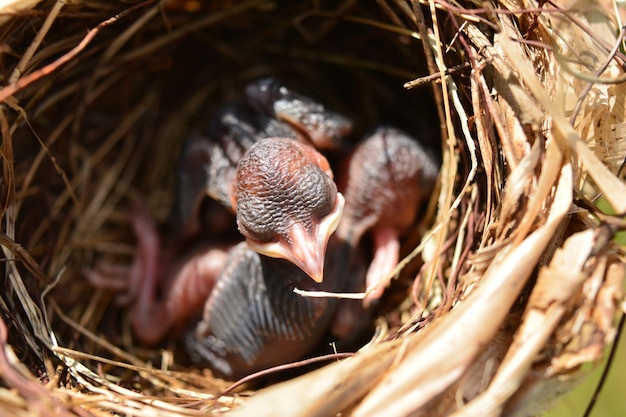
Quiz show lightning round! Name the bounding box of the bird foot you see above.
[86,200,172,343]
[87,200,230,345]
[86,200,162,306]
[85,261,140,306]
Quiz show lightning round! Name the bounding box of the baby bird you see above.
[336,126,438,306]
[88,79,439,381]
[174,78,353,237]
[233,138,344,284]
[185,241,340,380]
[184,139,347,379]
[88,79,352,353]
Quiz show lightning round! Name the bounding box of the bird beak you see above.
[246,193,345,283]
[276,106,353,151]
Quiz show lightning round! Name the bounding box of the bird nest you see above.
[1,0,625,416]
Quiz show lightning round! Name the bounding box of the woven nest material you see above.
[1,0,625,416]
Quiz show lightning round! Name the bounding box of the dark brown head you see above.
[233,138,344,283]
[337,126,439,243]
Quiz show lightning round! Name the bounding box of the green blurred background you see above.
[543,315,625,416]
[544,199,626,416]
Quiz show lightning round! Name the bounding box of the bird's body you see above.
[89,79,353,361]
[174,78,353,236]
[337,127,439,305]
[186,242,339,379]
[88,78,438,380]
[182,136,347,378]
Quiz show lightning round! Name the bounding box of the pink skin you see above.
[333,127,437,311]
[85,202,160,307]
[363,227,400,307]
[87,202,228,345]
[328,225,401,340]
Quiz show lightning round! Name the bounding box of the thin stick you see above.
[569,25,626,124]
[582,312,626,417]
[0,1,154,104]
[403,62,471,89]
[8,0,65,85]
[294,288,366,299]
[219,352,354,396]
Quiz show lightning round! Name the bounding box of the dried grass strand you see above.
[352,161,573,417]
[0,2,153,104]
[7,0,64,85]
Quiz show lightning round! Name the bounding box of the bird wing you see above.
[186,242,333,379]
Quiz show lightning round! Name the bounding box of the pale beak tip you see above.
[310,271,324,284]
